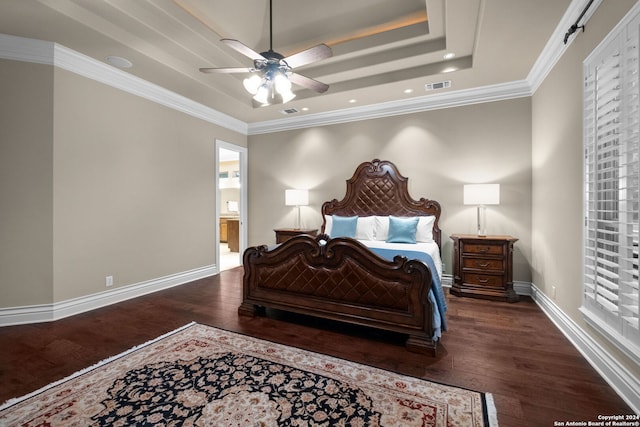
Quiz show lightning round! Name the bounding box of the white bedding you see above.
[357,240,443,279]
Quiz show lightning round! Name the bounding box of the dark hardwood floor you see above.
[0,267,633,425]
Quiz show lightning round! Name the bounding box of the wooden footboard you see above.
[239,235,437,355]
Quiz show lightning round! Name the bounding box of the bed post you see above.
[405,336,437,356]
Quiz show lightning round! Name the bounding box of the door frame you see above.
[215,140,247,272]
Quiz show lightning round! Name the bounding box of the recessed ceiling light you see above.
[404,89,414,94]
[442,67,458,73]
[444,52,456,60]
[105,55,133,68]
[349,99,357,103]
[301,107,309,111]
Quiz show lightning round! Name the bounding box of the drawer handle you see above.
[478,247,489,253]
[477,262,490,268]
[479,278,489,283]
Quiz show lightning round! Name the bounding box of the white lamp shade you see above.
[280,88,296,103]
[285,189,309,206]
[463,184,500,205]
[242,75,262,95]
[274,72,292,93]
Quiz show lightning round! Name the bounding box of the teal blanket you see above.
[368,247,447,339]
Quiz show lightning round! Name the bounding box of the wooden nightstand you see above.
[450,234,519,302]
[274,228,318,244]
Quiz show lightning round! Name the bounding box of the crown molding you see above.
[528,0,603,93]
[0,32,54,64]
[0,33,248,135]
[248,80,532,135]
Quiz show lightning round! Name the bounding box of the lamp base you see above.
[295,205,302,229]
[476,205,487,236]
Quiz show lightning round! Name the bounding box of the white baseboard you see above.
[440,277,528,293]
[441,273,453,287]
[522,283,640,414]
[0,264,218,327]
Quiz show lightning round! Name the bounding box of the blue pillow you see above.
[386,216,419,243]
[331,215,358,238]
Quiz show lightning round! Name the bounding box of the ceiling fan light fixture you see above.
[274,72,292,93]
[199,0,332,106]
[253,85,271,104]
[280,88,296,103]
[243,74,263,94]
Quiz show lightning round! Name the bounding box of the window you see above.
[582,7,640,363]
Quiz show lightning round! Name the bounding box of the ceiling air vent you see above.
[280,108,300,115]
[425,80,451,91]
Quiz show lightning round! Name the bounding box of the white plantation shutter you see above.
[582,11,640,362]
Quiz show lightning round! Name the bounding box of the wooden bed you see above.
[239,159,443,355]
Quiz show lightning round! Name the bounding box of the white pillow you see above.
[374,216,390,241]
[355,216,376,240]
[323,215,332,235]
[416,215,435,243]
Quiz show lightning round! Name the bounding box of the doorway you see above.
[216,140,247,272]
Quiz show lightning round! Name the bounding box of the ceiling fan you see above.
[199,0,333,106]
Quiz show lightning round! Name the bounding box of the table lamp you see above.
[463,184,500,236]
[285,189,309,229]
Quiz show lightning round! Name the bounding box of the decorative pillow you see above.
[330,215,358,238]
[374,216,390,241]
[416,215,435,242]
[355,216,376,240]
[386,216,419,244]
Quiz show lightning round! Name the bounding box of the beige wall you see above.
[248,98,532,281]
[0,60,54,306]
[0,61,247,306]
[532,0,639,376]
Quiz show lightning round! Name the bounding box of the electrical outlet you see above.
[551,285,556,299]
[106,276,113,287]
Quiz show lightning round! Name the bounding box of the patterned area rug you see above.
[0,323,497,426]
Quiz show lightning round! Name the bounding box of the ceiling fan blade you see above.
[221,38,266,61]
[199,67,255,74]
[283,44,332,69]
[289,73,330,93]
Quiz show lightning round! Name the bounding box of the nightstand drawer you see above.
[462,243,504,255]
[464,273,504,288]
[462,257,504,271]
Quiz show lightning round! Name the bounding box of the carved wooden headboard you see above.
[321,159,442,248]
